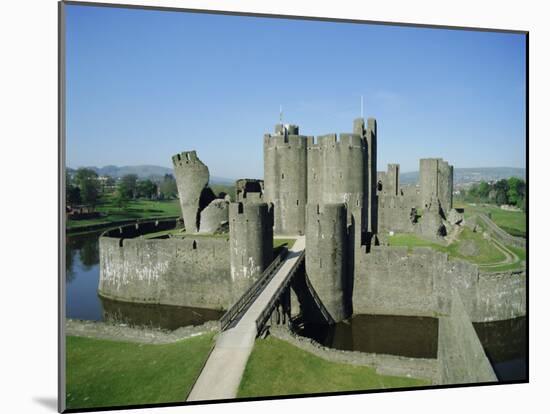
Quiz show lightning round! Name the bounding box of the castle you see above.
[97,116,525,385]
[99,117,523,324]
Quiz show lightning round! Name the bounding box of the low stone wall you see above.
[353,246,525,322]
[473,270,526,322]
[477,213,526,249]
[438,290,497,384]
[99,234,235,310]
[66,318,219,344]
[269,326,440,384]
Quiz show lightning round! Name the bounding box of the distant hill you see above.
[399,167,525,186]
[67,165,234,185]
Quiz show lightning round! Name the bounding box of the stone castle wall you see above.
[438,290,497,384]
[99,235,233,310]
[352,246,526,323]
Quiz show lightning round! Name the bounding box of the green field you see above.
[65,333,214,409]
[237,336,428,398]
[388,227,525,271]
[455,202,526,238]
[67,196,181,229]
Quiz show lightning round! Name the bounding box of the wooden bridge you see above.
[187,236,306,401]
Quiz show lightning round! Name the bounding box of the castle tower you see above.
[305,203,350,322]
[385,163,400,196]
[366,118,378,233]
[172,151,210,233]
[264,124,311,236]
[307,125,369,232]
[229,202,274,296]
[419,158,453,214]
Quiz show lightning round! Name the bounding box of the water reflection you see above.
[474,317,527,381]
[101,297,223,331]
[65,230,223,330]
[296,314,439,359]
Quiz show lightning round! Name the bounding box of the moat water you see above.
[473,317,527,382]
[295,314,439,359]
[65,231,223,330]
[296,314,526,382]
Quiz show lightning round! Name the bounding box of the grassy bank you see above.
[388,228,525,271]
[455,202,526,238]
[237,336,428,398]
[67,196,181,229]
[388,228,506,264]
[65,332,214,410]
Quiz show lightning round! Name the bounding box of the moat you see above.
[67,230,525,381]
[66,231,223,330]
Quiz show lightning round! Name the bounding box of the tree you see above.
[137,179,157,199]
[113,186,130,210]
[159,174,178,199]
[74,168,100,208]
[120,174,138,199]
[477,181,490,200]
[507,177,526,206]
[66,171,81,205]
[494,179,510,205]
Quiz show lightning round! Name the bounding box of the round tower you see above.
[264,124,311,236]
[172,150,209,233]
[229,202,274,297]
[305,203,349,322]
[307,131,368,231]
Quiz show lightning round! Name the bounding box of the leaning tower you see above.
[264,124,311,236]
[172,151,209,233]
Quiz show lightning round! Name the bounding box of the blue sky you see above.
[66,4,526,179]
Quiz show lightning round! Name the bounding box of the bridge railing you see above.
[219,247,288,331]
[303,272,335,325]
[255,250,305,336]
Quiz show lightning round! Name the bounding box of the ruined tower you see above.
[235,179,264,203]
[354,117,378,234]
[305,203,349,322]
[172,151,210,233]
[419,158,454,214]
[229,202,274,296]
[264,124,311,235]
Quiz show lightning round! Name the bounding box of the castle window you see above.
[296,200,299,206]
[281,173,285,180]
[192,240,197,249]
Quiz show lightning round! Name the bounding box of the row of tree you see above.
[459,177,526,210]
[66,168,178,209]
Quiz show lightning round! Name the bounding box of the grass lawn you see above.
[65,332,214,410]
[67,196,181,229]
[388,228,506,265]
[237,336,429,398]
[455,203,526,238]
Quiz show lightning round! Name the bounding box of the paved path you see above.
[187,236,306,401]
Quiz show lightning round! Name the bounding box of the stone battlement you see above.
[172,150,202,166]
[308,133,367,148]
[228,201,273,220]
[263,133,312,148]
